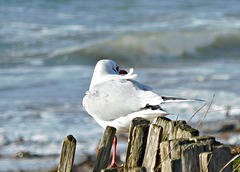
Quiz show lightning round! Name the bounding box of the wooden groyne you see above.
[99,117,233,172]
[57,116,234,172]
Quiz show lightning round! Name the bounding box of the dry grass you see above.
[197,94,215,129]
[220,154,240,172]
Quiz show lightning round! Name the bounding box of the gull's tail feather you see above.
[161,96,205,103]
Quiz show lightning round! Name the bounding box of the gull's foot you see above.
[108,162,117,168]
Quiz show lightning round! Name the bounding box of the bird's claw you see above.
[109,162,117,168]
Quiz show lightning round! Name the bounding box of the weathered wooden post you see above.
[101,116,233,172]
[161,158,182,172]
[175,122,199,139]
[181,143,202,172]
[199,145,233,172]
[58,135,76,172]
[142,124,163,171]
[211,145,232,172]
[93,126,116,172]
[124,117,150,171]
[199,152,214,172]
[155,116,174,140]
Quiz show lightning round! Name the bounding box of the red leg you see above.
[109,136,117,168]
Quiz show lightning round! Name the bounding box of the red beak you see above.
[119,69,128,74]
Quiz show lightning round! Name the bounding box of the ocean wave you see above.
[47,29,240,66]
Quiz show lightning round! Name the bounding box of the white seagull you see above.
[82,59,202,167]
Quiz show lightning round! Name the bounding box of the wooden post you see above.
[181,144,200,172]
[199,145,232,172]
[199,152,214,172]
[180,141,212,172]
[125,118,149,171]
[161,158,182,172]
[58,135,76,172]
[175,123,199,139]
[155,117,176,140]
[93,126,116,172]
[128,167,147,172]
[126,124,149,168]
[142,124,163,171]
[212,145,232,172]
[155,117,199,140]
[125,118,150,167]
[159,139,192,172]
[189,136,215,143]
[127,117,150,146]
[101,117,233,172]
[170,139,195,160]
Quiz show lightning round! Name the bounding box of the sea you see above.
[1,0,240,171]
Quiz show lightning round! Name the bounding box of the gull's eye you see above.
[116,66,119,71]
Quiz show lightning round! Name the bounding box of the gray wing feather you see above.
[82,79,162,121]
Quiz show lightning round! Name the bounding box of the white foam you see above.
[32,134,49,142]
[228,134,240,145]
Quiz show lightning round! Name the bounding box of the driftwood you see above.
[58,135,76,172]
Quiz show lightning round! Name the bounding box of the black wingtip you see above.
[145,104,168,113]
[161,96,205,102]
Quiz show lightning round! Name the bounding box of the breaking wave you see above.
[47,29,240,66]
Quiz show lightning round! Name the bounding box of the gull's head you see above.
[94,59,127,75]
[89,59,128,90]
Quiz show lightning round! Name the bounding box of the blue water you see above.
[1,0,240,170]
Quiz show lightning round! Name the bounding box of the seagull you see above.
[82,59,202,168]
